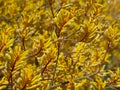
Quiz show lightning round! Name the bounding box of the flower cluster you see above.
[0,0,120,90]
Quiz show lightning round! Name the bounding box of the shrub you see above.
[0,0,120,90]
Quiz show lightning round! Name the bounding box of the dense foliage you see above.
[0,0,120,90]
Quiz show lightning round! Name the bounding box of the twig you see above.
[49,0,55,18]
[41,58,53,75]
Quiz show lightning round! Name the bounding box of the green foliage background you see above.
[0,0,120,90]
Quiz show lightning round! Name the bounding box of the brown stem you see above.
[50,0,55,18]
[29,47,42,57]
[21,78,29,90]
[50,5,55,18]
[0,43,5,52]
[8,55,19,89]
[80,31,88,42]
[41,58,53,75]
[21,37,26,51]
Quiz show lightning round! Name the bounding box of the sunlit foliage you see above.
[0,0,120,90]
